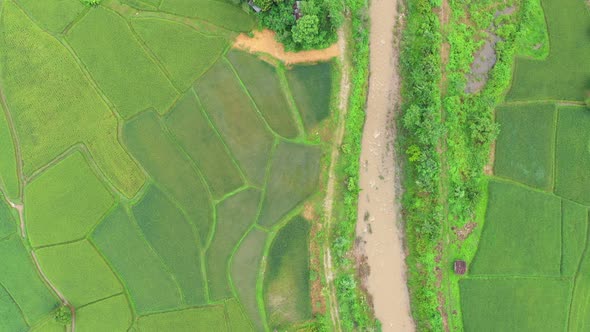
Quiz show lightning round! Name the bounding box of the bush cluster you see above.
[80,0,101,6]
[398,0,444,329]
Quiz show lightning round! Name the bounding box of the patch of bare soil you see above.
[353,0,414,329]
[233,29,339,64]
[484,140,496,175]
[465,6,516,94]
[452,222,478,242]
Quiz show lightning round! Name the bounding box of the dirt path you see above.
[322,28,349,332]
[31,251,76,331]
[354,0,415,330]
[233,29,339,64]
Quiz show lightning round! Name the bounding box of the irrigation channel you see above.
[354,0,415,329]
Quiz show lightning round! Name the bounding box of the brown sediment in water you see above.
[354,0,415,329]
[232,29,339,64]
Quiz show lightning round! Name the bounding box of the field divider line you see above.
[559,200,568,276]
[464,274,566,280]
[223,57,287,141]
[276,65,307,139]
[75,291,125,311]
[156,114,217,253]
[57,36,124,122]
[552,106,559,193]
[124,204,186,305]
[0,280,29,326]
[33,237,87,252]
[212,185,251,206]
[102,6,182,94]
[501,99,585,107]
[566,218,590,331]
[225,138,278,329]
[192,90,251,185]
[61,5,89,35]
[257,227,277,332]
[86,238,138,322]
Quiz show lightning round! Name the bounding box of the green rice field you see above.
[460,0,590,330]
[0,0,337,330]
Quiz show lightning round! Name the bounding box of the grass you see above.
[286,62,333,131]
[132,18,227,91]
[257,141,321,228]
[16,0,86,34]
[0,0,144,197]
[562,200,588,277]
[555,106,590,205]
[158,0,255,32]
[493,103,556,190]
[25,152,115,247]
[165,91,243,200]
[207,188,261,301]
[29,318,65,332]
[460,278,571,331]
[0,284,28,332]
[0,235,59,324]
[132,185,206,305]
[195,60,275,187]
[226,50,299,139]
[75,294,132,331]
[516,0,549,59]
[136,305,228,331]
[264,216,312,330]
[34,240,122,307]
[230,228,267,331]
[506,0,590,102]
[470,180,561,276]
[123,110,213,244]
[66,6,178,118]
[0,104,19,200]
[225,298,255,332]
[91,207,183,314]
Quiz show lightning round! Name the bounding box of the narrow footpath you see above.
[355,0,415,329]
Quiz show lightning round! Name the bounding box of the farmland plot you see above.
[462,0,590,330]
[0,0,336,329]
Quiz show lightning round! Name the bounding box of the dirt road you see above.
[355,0,415,330]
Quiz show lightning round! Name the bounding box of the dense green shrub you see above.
[259,0,342,50]
[398,0,444,330]
[55,306,72,325]
[80,0,101,6]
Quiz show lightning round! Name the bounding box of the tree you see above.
[291,15,320,46]
[54,306,72,325]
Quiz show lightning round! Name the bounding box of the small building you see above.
[248,0,261,13]
[454,260,467,275]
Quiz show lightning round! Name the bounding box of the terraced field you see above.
[0,0,336,330]
[460,0,590,330]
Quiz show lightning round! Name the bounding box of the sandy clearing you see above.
[233,29,339,64]
[354,0,415,330]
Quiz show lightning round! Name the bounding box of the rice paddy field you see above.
[460,0,590,330]
[0,0,336,330]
